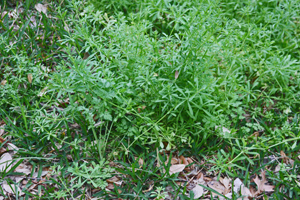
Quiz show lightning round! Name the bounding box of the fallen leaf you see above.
[7,143,19,151]
[179,155,188,165]
[2,182,24,196]
[28,74,33,83]
[171,157,178,165]
[0,125,5,136]
[1,11,7,19]
[32,170,49,178]
[280,150,294,166]
[106,183,114,190]
[275,163,286,172]
[138,158,144,166]
[38,87,48,97]
[233,178,243,193]
[175,70,179,80]
[0,153,13,172]
[253,171,274,194]
[190,184,204,198]
[30,16,37,28]
[1,80,7,86]
[295,180,300,188]
[207,180,225,195]
[0,147,5,154]
[15,164,31,175]
[220,177,231,190]
[15,176,25,183]
[240,185,252,198]
[35,3,47,15]
[106,176,119,183]
[8,10,18,19]
[169,164,185,175]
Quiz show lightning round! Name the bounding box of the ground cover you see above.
[0,0,300,199]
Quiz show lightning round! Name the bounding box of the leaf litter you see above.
[0,119,287,200]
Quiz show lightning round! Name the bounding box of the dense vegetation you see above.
[0,0,299,199]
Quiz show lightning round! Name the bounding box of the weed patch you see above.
[0,0,299,199]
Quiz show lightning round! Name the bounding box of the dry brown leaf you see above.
[241,185,253,198]
[0,153,13,172]
[233,178,243,193]
[196,172,204,180]
[8,10,18,19]
[249,186,257,196]
[169,164,185,175]
[32,170,49,178]
[0,126,4,136]
[171,157,179,165]
[15,164,31,175]
[0,147,6,154]
[106,176,119,183]
[7,143,19,151]
[106,183,115,190]
[28,74,33,83]
[253,171,274,194]
[207,181,225,195]
[179,155,188,165]
[138,158,144,166]
[280,150,294,166]
[29,16,37,28]
[2,182,24,196]
[1,80,7,86]
[35,3,47,15]
[275,163,286,172]
[186,157,194,164]
[190,184,204,198]
[38,87,48,97]
[220,177,231,190]
[280,151,288,163]
[175,70,179,80]
[1,11,7,19]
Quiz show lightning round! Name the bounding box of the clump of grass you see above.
[0,0,299,199]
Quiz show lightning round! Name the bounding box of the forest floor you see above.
[0,0,300,199]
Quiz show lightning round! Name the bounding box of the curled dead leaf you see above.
[179,155,188,165]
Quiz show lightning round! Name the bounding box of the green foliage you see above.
[1,0,300,198]
[68,161,113,189]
